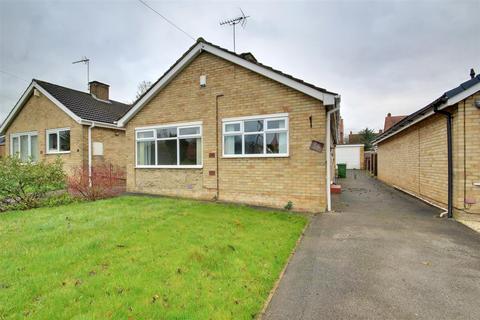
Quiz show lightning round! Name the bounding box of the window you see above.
[223,114,288,157]
[136,123,202,168]
[10,131,39,162]
[46,128,70,153]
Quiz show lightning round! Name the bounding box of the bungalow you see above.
[373,72,480,217]
[0,80,132,173]
[119,38,341,212]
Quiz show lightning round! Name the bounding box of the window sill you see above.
[46,151,71,155]
[222,154,289,159]
[135,165,203,169]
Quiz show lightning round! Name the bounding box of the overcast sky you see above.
[1,0,479,133]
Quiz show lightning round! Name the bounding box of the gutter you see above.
[326,97,341,212]
[79,119,126,130]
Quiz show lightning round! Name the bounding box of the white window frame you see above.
[222,113,289,158]
[135,121,203,169]
[10,131,39,162]
[46,127,71,154]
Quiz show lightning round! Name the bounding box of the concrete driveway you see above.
[263,170,480,320]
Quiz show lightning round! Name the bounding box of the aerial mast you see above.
[72,56,90,90]
[220,9,250,52]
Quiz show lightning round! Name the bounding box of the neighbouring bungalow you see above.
[118,38,341,212]
[0,80,132,173]
[373,72,480,217]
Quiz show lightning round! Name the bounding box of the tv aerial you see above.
[72,56,90,90]
[220,8,250,52]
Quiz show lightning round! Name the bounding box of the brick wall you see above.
[5,92,84,173]
[378,92,480,215]
[378,124,422,196]
[453,92,480,214]
[4,91,126,174]
[91,127,127,170]
[0,145,4,158]
[125,52,329,212]
[378,113,448,208]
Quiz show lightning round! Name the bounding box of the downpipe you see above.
[433,104,453,218]
[215,94,224,200]
[88,122,95,187]
[326,101,340,212]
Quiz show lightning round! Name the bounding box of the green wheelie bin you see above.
[337,163,347,178]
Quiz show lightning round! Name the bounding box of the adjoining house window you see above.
[46,128,70,154]
[136,123,202,168]
[223,114,289,157]
[10,131,39,162]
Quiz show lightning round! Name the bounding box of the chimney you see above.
[89,81,109,100]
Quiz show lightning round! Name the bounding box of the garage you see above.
[335,144,364,169]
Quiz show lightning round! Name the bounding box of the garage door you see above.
[335,146,361,169]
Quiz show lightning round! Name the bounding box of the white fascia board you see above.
[0,81,127,133]
[117,43,204,127]
[375,82,480,145]
[0,82,35,133]
[203,44,337,105]
[34,83,82,124]
[117,42,337,126]
[439,81,480,110]
[0,81,83,134]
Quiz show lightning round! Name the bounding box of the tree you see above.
[359,127,377,151]
[135,80,152,100]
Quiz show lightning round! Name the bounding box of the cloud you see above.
[1,0,479,133]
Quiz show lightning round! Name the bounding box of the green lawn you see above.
[0,196,307,319]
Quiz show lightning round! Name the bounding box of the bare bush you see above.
[68,164,125,201]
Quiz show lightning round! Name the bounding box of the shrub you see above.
[40,192,79,208]
[67,164,126,201]
[284,201,293,211]
[0,156,66,211]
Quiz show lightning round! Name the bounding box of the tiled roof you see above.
[373,74,480,143]
[35,80,132,124]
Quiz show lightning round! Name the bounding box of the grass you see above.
[0,196,307,319]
